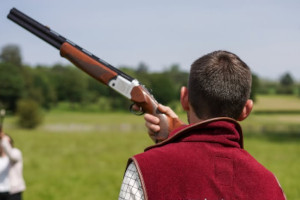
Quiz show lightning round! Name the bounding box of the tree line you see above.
[0,44,299,116]
[0,45,189,113]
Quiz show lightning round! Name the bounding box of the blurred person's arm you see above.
[1,135,22,163]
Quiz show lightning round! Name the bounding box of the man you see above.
[0,132,25,200]
[118,50,286,200]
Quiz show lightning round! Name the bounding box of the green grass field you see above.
[4,95,300,199]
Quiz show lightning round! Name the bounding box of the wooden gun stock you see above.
[130,86,184,142]
[60,43,117,85]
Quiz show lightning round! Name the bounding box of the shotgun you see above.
[7,8,183,142]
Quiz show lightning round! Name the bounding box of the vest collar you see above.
[145,117,244,151]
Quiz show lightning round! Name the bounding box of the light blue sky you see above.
[1,1,300,80]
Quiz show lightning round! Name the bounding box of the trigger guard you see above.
[129,104,145,116]
[155,107,163,115]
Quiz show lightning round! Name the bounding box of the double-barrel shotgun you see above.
[7,8,183,142]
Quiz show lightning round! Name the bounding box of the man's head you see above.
[181,50,253,121]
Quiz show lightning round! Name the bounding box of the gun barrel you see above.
[7,8,135,82]
[7,8,65,49]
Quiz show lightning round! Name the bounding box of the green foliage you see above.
[257,77,299,96]
[280,72,294,86]
[22,66,57,109]
[49,64,88,104]
[108,90,132,111]
[86,78,110,103]
[0,44,22,66]
[16,99,43,129]
[168,100,184,114]
[276,72,295,94]
[256,79,278,95]
[97,97,113,112]
[136,62,149,74]
[0,62,25,111]
[276,85,295,95]
[1,44,299,115]
[250,73,259,102]
[148,73,177,105]
[163,64,189,97]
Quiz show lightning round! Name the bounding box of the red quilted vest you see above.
[130,118,286,200]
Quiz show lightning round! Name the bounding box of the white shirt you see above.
[1,136,26,194]
[0,156,10,192]
[119,162,144,200]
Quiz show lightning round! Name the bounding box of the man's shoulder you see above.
[233,149,280,182]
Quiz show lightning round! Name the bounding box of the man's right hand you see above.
[144,104,184,143]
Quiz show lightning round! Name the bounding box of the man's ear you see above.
[180,86,189,111]
[238,99,253,121]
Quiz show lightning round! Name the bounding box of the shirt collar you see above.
[145,117,244,151]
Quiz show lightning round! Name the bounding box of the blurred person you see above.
[0,132,25,200]
[0,137,10,200]
[118,50,286,200]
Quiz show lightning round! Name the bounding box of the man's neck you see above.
[187,110,202,124]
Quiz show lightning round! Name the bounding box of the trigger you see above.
[155,107,162,115]
[129,104,145,116]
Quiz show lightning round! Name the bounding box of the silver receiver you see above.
[108,76,140,99]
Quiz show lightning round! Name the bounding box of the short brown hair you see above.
[188,50,252,120]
